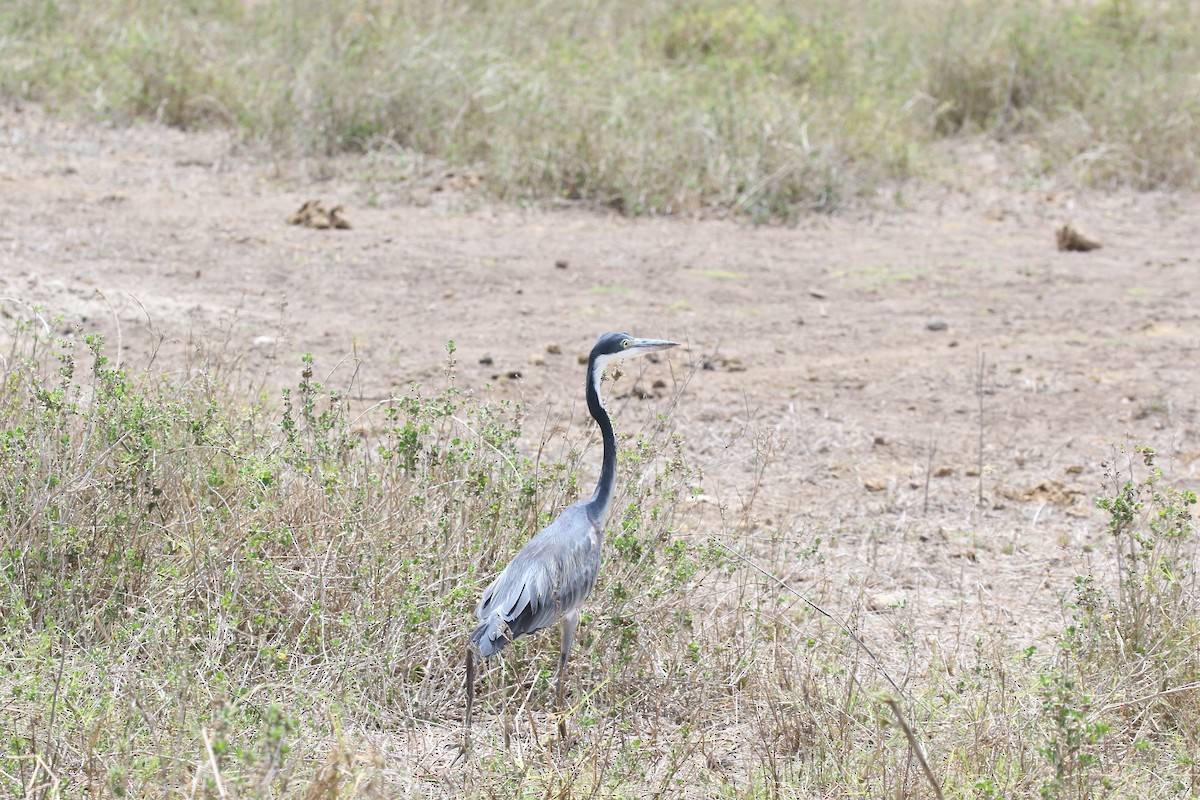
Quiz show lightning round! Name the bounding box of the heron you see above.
[465,332,678,739]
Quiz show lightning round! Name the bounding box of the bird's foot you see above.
[451,730,472,766]
[546,710,573,747]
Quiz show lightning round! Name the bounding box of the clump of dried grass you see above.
[3,0,1197,218]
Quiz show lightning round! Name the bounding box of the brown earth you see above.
[2,99,1199,762]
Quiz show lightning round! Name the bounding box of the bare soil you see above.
[3,100,1199,764]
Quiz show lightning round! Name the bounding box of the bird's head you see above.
[589,331,678,374]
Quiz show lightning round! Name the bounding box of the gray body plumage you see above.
[471,502,604,658]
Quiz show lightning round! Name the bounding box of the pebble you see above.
[868,592,906,612]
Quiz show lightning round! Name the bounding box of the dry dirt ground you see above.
[2,100,1199,775]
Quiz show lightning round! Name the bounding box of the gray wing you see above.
[476,504,602,641]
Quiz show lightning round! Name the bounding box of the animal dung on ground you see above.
[1056,224,1100,252]
[999,480,1083,506]
[287,200,352,230]
[700,354,746,372]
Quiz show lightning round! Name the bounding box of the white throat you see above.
[590,352,624,404]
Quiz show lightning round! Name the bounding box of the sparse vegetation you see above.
[2,0,1198,216]
[2,3,1196,793]
[1,307,1197,797]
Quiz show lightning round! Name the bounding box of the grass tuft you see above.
[2,0,1198,216]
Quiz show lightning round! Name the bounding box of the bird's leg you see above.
[461,648,475,757]
[555,611,580,739]
[465,648,476,728]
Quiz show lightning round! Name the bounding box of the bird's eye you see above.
[621,338,631,348]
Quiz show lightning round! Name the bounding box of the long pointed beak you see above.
[628,337,679,353]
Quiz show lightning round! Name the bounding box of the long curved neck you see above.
[584,354,616,523]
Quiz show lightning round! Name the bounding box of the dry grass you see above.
[0,307,1197,798]
[1,1,1198,217]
